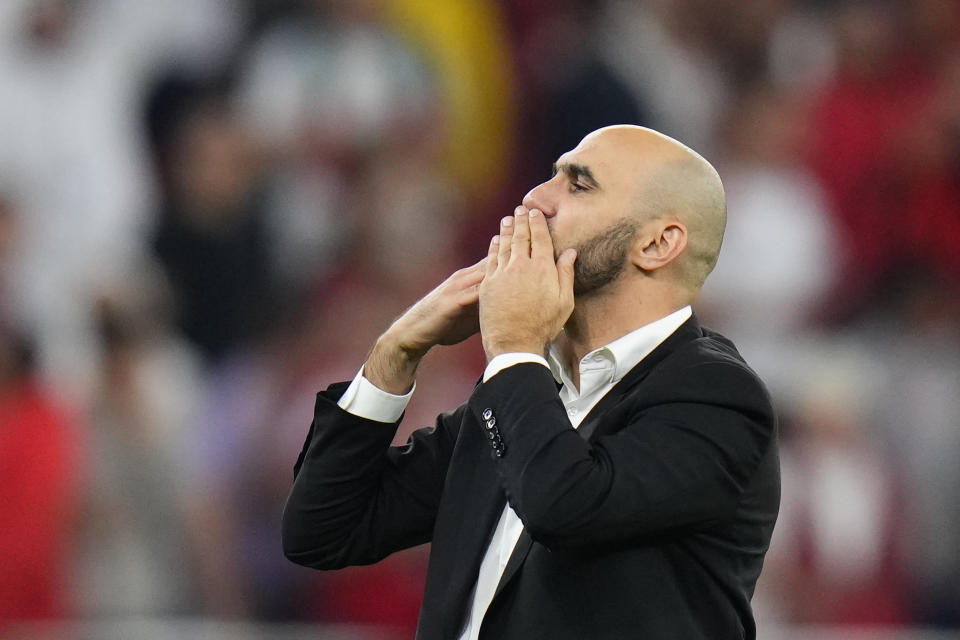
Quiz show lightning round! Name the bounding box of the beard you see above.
[550,217,639,297]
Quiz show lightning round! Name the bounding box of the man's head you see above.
[522,125,726,304]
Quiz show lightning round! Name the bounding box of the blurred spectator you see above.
[0,0,152,404]
[0,319,81,625]
[868,273,960,627]
[170,343,278,618]
[237,0,432,161]
[148,78,278,362]
[0,0,245,405]
[69,274,209,617]
[762,350,911,626]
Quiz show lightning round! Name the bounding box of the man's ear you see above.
[630,221,688,272]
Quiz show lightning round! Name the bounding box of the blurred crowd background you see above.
[1,0,959,638]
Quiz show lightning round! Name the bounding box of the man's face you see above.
[522,133,642,296]
[564,217,639,296]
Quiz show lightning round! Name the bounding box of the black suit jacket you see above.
[283,317,779,639]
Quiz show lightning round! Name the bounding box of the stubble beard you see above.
[548,217,639,297]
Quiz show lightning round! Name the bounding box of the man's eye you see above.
[570,182,587,193]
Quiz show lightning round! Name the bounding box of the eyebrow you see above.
[552,162,600,189]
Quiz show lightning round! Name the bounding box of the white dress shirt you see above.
[337,306,693,639]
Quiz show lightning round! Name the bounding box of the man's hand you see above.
[365,258,486,394]
[479,206,577,360]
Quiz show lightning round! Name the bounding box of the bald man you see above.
[283,126,779,640]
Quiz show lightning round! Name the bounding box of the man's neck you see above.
[556,282,685,390]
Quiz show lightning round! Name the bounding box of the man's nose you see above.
[522,183,555,217]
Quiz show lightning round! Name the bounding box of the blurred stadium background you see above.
[1,0,958,638]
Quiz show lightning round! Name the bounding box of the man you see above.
[283,125,779,639]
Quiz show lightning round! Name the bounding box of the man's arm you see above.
[283,388,466,569]
[282,259,486,568]
[467,358,776,549]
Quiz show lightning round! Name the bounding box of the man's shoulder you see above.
[686,326,753,369]
[643,324,772,411]
[658,322,756,374]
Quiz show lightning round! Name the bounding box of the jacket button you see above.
[485,417,496,429]
[482,408,493,420]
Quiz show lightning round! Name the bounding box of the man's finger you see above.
[485,236,499,275]
[528,209,554,261]
[497,216,514,266]
[466,255,487,272]
[510,206,530,261]
[462,258,487,286]
[457,282,481,306]
[557,248,577,311]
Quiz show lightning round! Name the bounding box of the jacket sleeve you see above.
[467,360,776,548]
[282,381,463,569]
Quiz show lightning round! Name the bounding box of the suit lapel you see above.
[489,316,704,600]
[578,316,702,442]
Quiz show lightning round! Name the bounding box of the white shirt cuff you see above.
[337,367,414,423]
[483,352,550,383]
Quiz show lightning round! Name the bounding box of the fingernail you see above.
[491,235,500,245]
[502,216,513,227]
[514,205,527,216]
[529,209,540,217]
[516,208,527,216]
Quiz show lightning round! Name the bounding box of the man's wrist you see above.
[365,332,426,395]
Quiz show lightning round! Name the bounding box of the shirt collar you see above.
[547,306,692,387]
